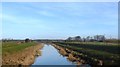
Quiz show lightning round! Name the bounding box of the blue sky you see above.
[2,2,118,39]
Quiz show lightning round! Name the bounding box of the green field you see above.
[54,42,120,65]
[59,42,120,54]
[2,42,37,55]
[0,41,2,55]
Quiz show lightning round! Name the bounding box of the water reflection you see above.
[32,44,74,65]
[32,44,91,67]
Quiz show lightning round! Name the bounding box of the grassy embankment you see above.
[2,41,44,65]
[54,42,120,65]
[0,41,2,66]
[0,41,1,55]
[2,42,36,55]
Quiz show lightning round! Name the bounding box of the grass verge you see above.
[2,42,37,55]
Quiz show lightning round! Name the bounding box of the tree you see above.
[25,38,30,43]
[75,36,81,41]
[67,37,72,40]
[82,37,86,42]
[86,36,91,41]
[94,35,105,42]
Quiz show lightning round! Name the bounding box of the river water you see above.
[32,44,74,65]
[32,44,91,67]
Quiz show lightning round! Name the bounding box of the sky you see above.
[2,2,118,39]
[1,0,119,2]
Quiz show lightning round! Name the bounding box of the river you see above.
[32,44,91,67]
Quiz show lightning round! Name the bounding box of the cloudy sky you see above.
[2,2,118,39]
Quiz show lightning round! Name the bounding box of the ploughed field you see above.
[53,42,120,66]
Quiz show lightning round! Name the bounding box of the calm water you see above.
[32,44,91,67]
[32,44,75,65]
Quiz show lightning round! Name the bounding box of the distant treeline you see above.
[66,35,119,43]
[2,38,33,43]
[2,35,119,43]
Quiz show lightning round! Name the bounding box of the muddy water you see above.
[32,44,74,65]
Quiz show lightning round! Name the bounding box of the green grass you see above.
[2,42,37,55]
[58,42,120,54]
[0,42,1,55]
[64,42,119,45]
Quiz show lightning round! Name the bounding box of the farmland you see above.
[2,41,44,65]
[53,42,120,66]
[1,40,120,66]
[0,41,1,67]
[2,42,36,55]
[0,41,1,55]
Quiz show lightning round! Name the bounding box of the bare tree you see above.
[67,37,72,40]
[94,35,105,42]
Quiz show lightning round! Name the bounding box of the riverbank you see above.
[53,42,120,66]
[52,44,86,65]
[0,41,2,67]
[32,44,76,65]
[2,42,44,66]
